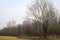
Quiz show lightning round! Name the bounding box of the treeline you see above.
[0,17,60,37]
[0,0,60,37]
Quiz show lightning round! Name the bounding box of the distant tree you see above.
[16,24,22,36]
[22,19,33,36]
[7,20,16,36]
[7,20,16,28]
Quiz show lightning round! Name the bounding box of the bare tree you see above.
[27,0,57,38]
[7,20,16,28]
[7,20,16,35]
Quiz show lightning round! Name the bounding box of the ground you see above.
[0,36,29,40]
[0,36,60,40]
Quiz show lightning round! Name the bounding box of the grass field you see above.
[0,36,60,40]
[0,36,29,40]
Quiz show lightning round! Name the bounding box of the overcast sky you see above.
[0,0,60,29]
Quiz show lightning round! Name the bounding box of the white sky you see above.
[0,0,60,29]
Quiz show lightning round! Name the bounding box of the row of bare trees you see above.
[0,17,60,36]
